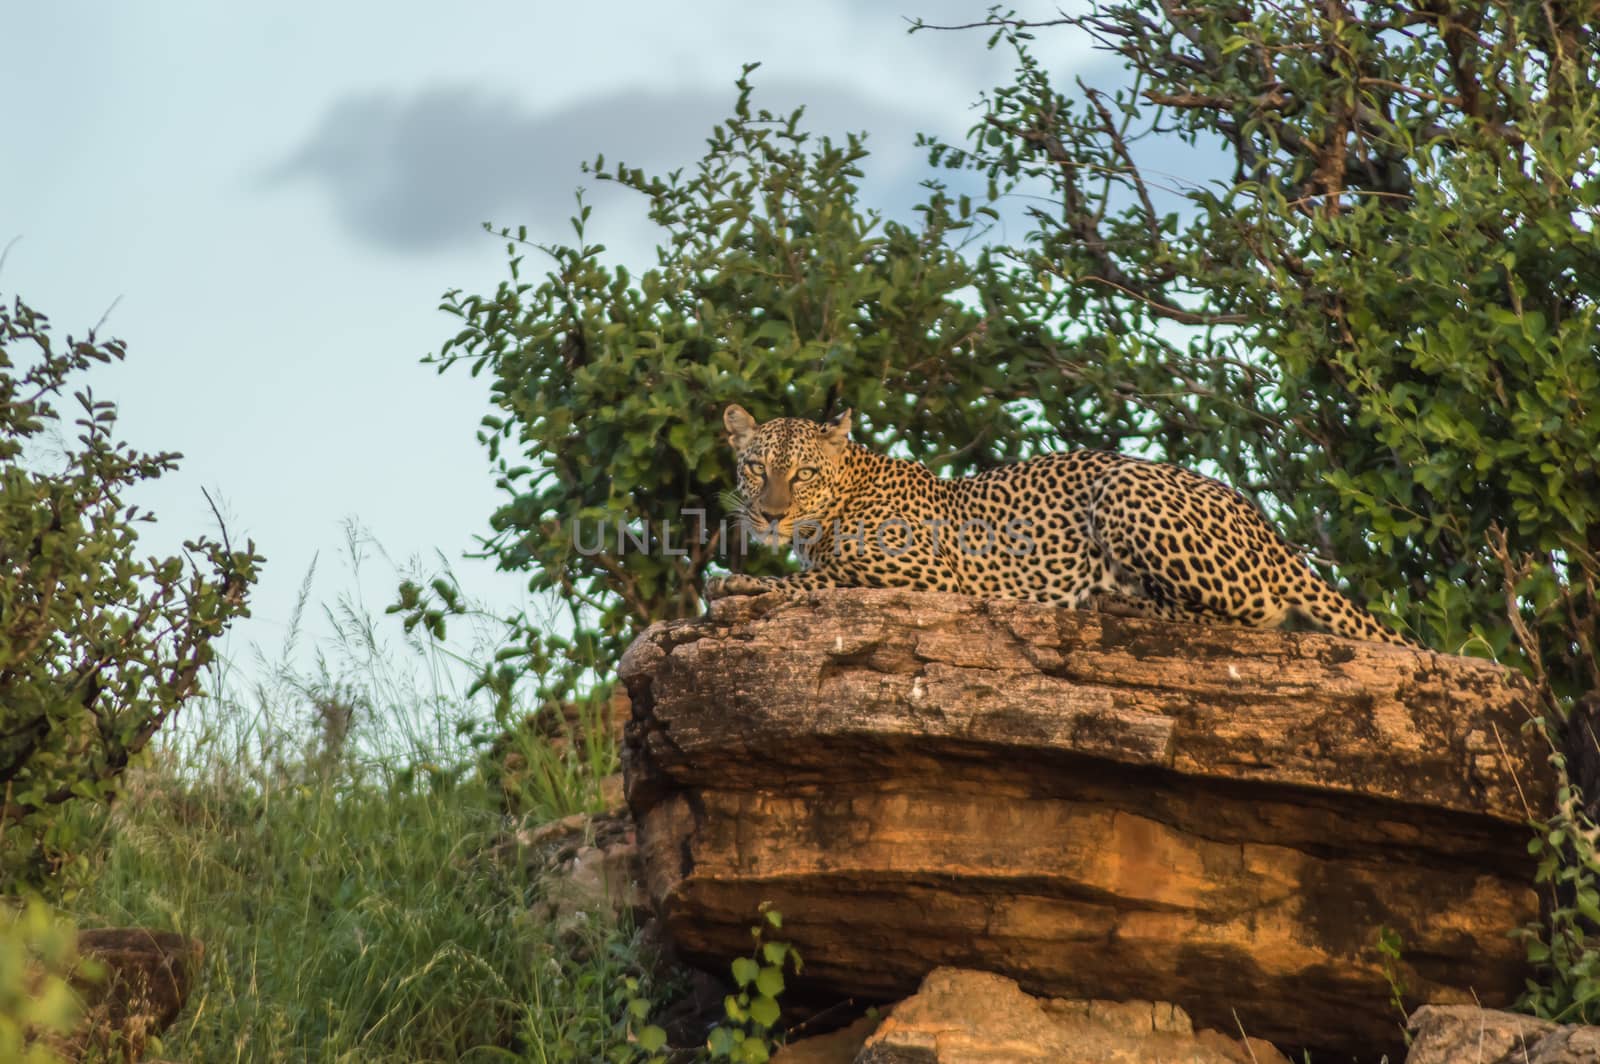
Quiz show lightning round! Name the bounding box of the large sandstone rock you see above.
[620,589,1555,1059]
[1405,1004,1600,1063]
[853,967,1288,1064]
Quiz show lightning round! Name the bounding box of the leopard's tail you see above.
[1288,572,1418,647]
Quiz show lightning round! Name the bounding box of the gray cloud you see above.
[264,1,1229,259]
[266,82,939,253]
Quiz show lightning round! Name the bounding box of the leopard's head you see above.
[722,404,853,548]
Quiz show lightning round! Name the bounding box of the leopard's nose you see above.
[759,510,785,525]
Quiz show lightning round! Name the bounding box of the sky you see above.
[1,2,1198,688]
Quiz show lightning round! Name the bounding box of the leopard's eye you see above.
[794,467,820,483]
[744,460,766,477]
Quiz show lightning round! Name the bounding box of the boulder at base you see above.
[847,967,1288,1064]
[1405,1005,1600,1063]
[620,589,1553,1059]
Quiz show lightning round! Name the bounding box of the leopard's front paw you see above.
[704,573,773,600]
[1087,591,1150,618]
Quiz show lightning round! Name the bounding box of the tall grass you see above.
[67,534,647,1062]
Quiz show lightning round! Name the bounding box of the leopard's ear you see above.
[819,408,852,454]
[724,404,758,451]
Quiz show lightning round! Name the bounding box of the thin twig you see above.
[0,235,20,278]
[90,295,123,338]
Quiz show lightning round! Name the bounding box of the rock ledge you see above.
[621,589,1552,1057]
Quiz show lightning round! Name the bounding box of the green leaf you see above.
[736,1040,770,1064]
[755,965,784,998]
[731,956,760,988]
[707,1026,736,1057]
[749,994,781,1028]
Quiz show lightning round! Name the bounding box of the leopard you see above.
[704,404,1414,646]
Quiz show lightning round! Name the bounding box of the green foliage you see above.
[917,0,1598,679]
[612,976,667,1064]
[68,586,655,1063]
[1518,778,1600,1023]
[0,294,262,890]
[0,900,81,1064]
[613,907,799,1064]
[428,0,1600,1019]
[485,688,622,821]
[81,746,650,1060]
[412,63,1146,703]
[1375,925,1409,1032]
[910,0,1600,1013]
[705,907,799,1063]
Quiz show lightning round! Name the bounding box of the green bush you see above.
[0,294,262,889]
[912,0,1597,1013]
[86,753,632,1060]
[916,0,1597,682]
[403,65,1179,707]
[425,1,1598,1020]
[71,574,652,1063]
[0,900,81,1064]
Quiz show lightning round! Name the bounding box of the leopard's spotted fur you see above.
[706,405,1412,645]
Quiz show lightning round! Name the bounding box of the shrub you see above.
[908,0,1598,1012]
[425,1,1599,1017]
[402,65,1173,708]
[0,294,261,889]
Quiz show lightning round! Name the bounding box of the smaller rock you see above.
[492,798,630,866]
[854,968,1290,1064]
[66,929,202,1061]
[520,809,600,851]
[486,773,630,865]
[545,840,648,927]
[774,1014,883,1063]
[1406,1004,1600,1063]
[517,808,648,937]
[597,771,625,810]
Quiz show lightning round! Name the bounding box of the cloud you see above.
[266,82,936,253]
[263,2,1228,259]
